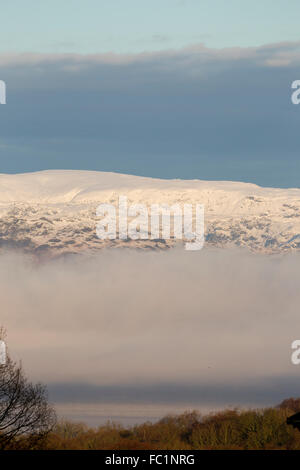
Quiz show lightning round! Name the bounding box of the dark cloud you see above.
[48,376,300,407]
[0,43,300,186]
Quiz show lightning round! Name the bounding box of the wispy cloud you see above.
[1,41,300,68]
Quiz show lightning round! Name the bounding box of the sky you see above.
[0,1,300,186]
[1,0,300,53]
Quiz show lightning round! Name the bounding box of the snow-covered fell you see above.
[0,169,300,255]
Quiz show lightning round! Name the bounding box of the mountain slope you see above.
[0,170,300,255]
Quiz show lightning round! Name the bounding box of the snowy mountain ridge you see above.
[0,170,300,255]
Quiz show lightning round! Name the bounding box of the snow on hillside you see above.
[0,170,300,255]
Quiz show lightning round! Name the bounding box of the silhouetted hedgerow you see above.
[37,399,300,450]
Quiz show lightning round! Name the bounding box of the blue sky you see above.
[0,1,300,186]
[1,0,300,54]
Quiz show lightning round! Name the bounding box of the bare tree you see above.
[0,329,56,449]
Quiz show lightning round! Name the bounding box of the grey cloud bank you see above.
[0,42,300,186]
